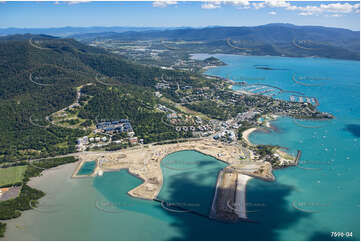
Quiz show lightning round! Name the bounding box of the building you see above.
[237,110,259,121]
[96,120,133,134]
[129,137,138,145]
[154,91,162,98]
[83,136,89,144]
[167,113,178,119]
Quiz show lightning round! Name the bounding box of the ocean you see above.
[2,55,359,241]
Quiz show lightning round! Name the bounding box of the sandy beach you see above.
[242,127,258,146]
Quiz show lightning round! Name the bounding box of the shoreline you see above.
[210,168,253,222]
[1,161,79,240]
[241,117,299,169]
[234,173,252,219]
[69,137,274,201]
[242,128,258,146]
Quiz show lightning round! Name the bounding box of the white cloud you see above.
[252,2,265,9]
[65,1,90,4]
[290,3,359,16]
[258,1,360,16]
[320,2,359,13]
[152,0,177,8]
[197,0,359,16]
[264,0,290,8]
[201,2,221,9]
[299,12,314,16]
[230,0,250,7]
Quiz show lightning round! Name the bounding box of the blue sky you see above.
[0,1,360,30]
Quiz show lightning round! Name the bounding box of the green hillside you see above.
[73,24,360,60]
[0,35,193,163]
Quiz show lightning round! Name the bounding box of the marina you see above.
[2,54,359,241]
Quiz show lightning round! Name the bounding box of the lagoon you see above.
[77,161,96,175]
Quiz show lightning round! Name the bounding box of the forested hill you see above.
[73,24,360,60]
[0,34,192,163]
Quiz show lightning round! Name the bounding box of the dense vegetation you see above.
[253,144,281,166]
[185,101,230,120]
[0,223,5,238]
[78,84,192,143]
[0,35,194,163]
[0,156,78,237]
[30,156,78,170]
[0,185,45,221]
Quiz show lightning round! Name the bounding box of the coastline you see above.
[234,173,252,219]
[1,162,79,240]
[28,162,79,188]
[79,137,257,200]
[242,127,258,146]
[241,117,298,169]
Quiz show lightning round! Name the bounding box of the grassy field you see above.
[0,166,27,187]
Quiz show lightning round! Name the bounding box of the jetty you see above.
[210,169,255,223]
[294,150,302,165]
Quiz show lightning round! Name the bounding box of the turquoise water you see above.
[158,150,227,215]
[77,161,96,175]
[205,54,360,240]
[3,55,359,241]
[3,166,183,241]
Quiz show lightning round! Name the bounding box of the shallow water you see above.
[206,54,360,240]
[3,55,359,241]
[77,160,96,175]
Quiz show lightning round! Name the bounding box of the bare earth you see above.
[72,137,274,201]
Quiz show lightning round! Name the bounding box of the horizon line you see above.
[0,23,359,32]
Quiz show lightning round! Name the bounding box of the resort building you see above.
[96,120,134,135]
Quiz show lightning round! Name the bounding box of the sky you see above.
[0,1,360,30]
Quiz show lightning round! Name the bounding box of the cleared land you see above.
[0,166,27,187]
[73,137,274,200]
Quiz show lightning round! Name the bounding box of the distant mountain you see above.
[0,26,181,37]
[72,24,359,60]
